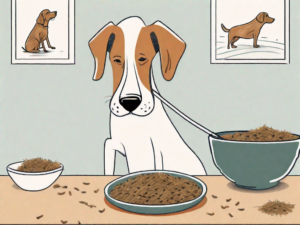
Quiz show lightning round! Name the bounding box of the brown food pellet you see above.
[36,215,43,219]
[226,198,231,202]
[110,173,202,205]
[94,189,99,193]
[221,205,229,209]
[258,200,295,216]
[221,125,299,142]
[17,157,61,172]
[61,220,67,224]
[206,212,214,216]
[74,187,79,191]
[78,221,81,224]
[58,192,65,195]
[83,182,90,185]
[62,186,67,189]
[235,202,240,206]
[238,208,245,211]
[99,209,105,213]
[69,191,72,196]
[81,191,86,194]
[229,213,233,217]
[212,195,217,198]
[53,184,60,189]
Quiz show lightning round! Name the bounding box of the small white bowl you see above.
[7,161,64,191]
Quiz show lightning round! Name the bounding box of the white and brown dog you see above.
[89,16,206,175]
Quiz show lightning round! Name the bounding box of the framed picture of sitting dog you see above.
[211,0,290,64]
[11,0,75,64]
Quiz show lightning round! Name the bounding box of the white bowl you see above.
[7,161,64,191]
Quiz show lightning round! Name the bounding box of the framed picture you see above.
[211,0,289,64]
[11,0,75,64]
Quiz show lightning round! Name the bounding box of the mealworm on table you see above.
[61,220,67,224]
[226,198,232,202]
[36,215,43,219]
[94,189,99,193]
[238,208,245,211]
[88,204,96,208]
[79,201,88,205]
[74,187,79,191]
[53,184,60,188]
[62,186,68,189]
[206,212,214,216]
[58,192,65,195]
[229,213,233,217]
[99,209,105,213]
[221,205,229,209]
[83,182,90,185]
[81,191,86,194]
[212,195,217,198]
[235,201,240,206]
[69,191,72,196]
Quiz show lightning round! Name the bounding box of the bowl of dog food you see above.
[104,170,207,214]
[209,125,300,190]
[7,157,64,191]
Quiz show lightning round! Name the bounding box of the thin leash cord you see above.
[152,90,220,139]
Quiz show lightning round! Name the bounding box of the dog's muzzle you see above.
[119,96,141,112]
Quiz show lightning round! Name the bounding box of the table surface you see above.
[0,175,299,224]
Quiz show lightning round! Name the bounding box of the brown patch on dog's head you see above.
[256,12,274,24]
[89,23,125,94]
[37,9,57,27]
[135,22,186,91]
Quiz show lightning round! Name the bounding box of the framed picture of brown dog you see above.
[211,0,289,64]
[11,0,75,64]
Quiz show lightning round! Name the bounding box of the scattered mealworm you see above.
[79,201,88,205]
[83,182,90,185]
[94,188,99,193]
[69,191,72,196]
[62,186,68,189]
[53,184,60,188]
[226,198,232,202]
[36,215,43,219]
[88,204,96,208]
[212,195,217,198]
[74,187,79,191]
[238,208,245,211]
[81,191,86,194]
[58,192,65,195]
[206,212,214,216]
[229,213,233,217]
[99,208,105,213]
[221,205,229,209]
[61,220,68,224]
[235,202,240,206]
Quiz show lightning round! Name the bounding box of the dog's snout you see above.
[54,11,57,16]
[120,97,141,112]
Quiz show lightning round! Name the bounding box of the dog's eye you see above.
[114,59,121,63]
[139,57,147,62]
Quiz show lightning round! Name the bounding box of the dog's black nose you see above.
[54,11,57,16]
[119,96,141,112]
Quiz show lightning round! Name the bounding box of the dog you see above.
[89,16,206,176]
[221,12,275,49]
[23,9,57,53]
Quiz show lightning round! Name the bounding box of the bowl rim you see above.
[7,161,64,175]
[209,130,300,144]
[104,170,207,209]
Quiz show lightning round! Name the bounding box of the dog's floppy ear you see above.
[144,21,186,81]
[89,22,121,81]
[37,11,45,25]
[256,12,266,23]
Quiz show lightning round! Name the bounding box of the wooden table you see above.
[0,175,299,224]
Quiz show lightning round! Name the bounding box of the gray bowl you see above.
[209,131,300,190]
[104,170,207,214]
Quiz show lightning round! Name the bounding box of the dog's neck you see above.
[37,23,48,27]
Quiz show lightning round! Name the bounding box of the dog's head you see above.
[256,12,275,24]
[37,9,57,27]
[89,17,186,117]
